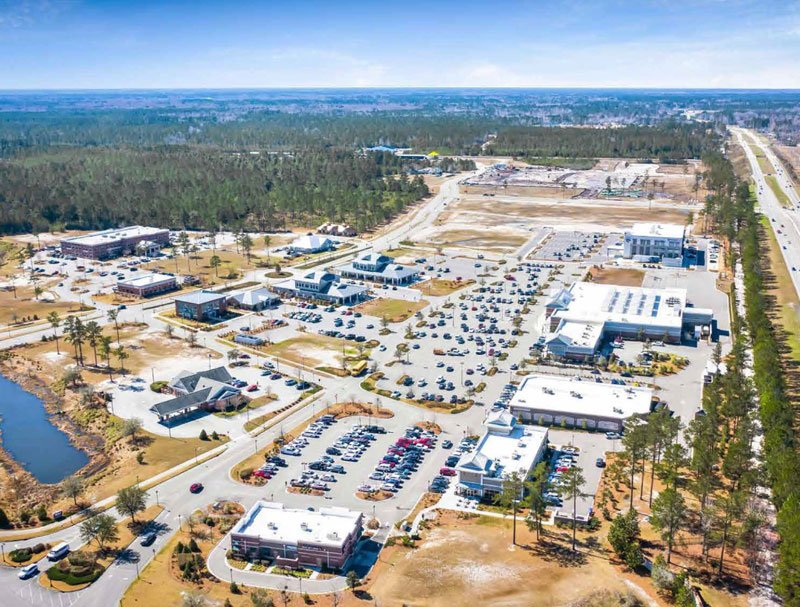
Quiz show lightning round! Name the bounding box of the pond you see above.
[0,373,89,484]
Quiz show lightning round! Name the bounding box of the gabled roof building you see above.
[337,253,420,285]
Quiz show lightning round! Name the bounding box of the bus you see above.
[350,360,368,377]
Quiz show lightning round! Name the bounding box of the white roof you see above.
[291,234,332,251]
[63,226,167,246]
[626,223,685,239]
[234,502,361,548]
[510,374,653,420]
[458,420,547,481]
[229,287,279,306]
[548,320,604,351]
[118,272,175,288]
[551,282,687,331]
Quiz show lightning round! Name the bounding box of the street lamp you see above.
[155,490,159,506]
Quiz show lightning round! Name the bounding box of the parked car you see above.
[439,467,456,476]
[189,483,204,493]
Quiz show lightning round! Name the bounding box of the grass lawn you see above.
[264,333,362,369]
[748,143,774,175]
[142,248,260,285]
[80,431,228,507]
[0,283,91,326]
[411,278,475,297]
[587,266,645,287]
[760,216,800,363]
[354,297,429,322]
[765,175,792,208]
[381,246,429,260]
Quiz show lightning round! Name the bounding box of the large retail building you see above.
[60,226,169,260]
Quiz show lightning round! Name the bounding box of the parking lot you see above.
[532,230,607,261]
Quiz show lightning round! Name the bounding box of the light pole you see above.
[194,447,199,464]
[155,490,159,506]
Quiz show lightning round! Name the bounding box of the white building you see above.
[288,234,335,254]
[542,282,714,359]
[623,223,685,266]
[230,502,363,569]
[456,410,548,498]
[509,374,654,432]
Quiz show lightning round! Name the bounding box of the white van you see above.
[47,542,70,561]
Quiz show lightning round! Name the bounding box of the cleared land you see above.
[748,143,775,175]
[587,266,645,287]
[367,511,667,607]
[450,196,690,231]
[265,333,361,368]
[355,297,429,322]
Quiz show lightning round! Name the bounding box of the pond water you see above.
[0,373,89,484]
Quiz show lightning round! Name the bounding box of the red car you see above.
[189,483,204,493]
[439,467,456,476]
[247,384,259,392]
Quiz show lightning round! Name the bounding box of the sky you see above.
[1,0,800,89]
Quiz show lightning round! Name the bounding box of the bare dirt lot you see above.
[451,196,690,232]
[587,266,646,287]
[368,511,666,607]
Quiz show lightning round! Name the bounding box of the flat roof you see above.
[510,374,653,420]
[118,272,175,288]
[62,226,167,247]
[553,282,687,330]
[174,290,226,305]
[458,412,548,481]
[234,502,361,548]
[626,223,685,239]
[549,319,604,350]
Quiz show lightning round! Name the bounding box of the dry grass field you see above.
[355,297,429,322]
[587,266,645,287]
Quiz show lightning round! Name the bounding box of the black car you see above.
[326,447,341,456]
[140,531,157,547]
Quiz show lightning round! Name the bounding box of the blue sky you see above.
[1,0,799,89]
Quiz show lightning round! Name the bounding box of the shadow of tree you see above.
[527,539,588,567]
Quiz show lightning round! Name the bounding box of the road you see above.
[733,127,800,300]
[0,168,482,606]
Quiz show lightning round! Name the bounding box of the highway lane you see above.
[734,128,800,300]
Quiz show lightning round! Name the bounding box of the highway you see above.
[733,127,800,299]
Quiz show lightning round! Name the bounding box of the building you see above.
[337,253,420,285]
[60,226,170,260]
[174,290,227,321]
[317,222,356,237]
[456,410,548,498]
[116,272,177,298]
[623,223,685,266]
[288,234,334,255]
[227,287,280,311]
[151,366,244,422]
[272,271,368,305]
[230,502,363,570]
[542,282,714,359]
[509,374,655,433]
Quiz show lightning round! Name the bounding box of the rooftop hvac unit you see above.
[327,531,340,541]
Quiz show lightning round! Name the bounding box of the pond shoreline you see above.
[0,355,106,494]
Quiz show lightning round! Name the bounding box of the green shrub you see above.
[199,429,209,441]
[9,548,32,563]
[150,380,168,393]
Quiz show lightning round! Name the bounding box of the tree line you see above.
[702,147,800,606]
[0,146,429,235]
[490,123,717,162]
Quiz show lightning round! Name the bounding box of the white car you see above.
[18,564,39,580]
